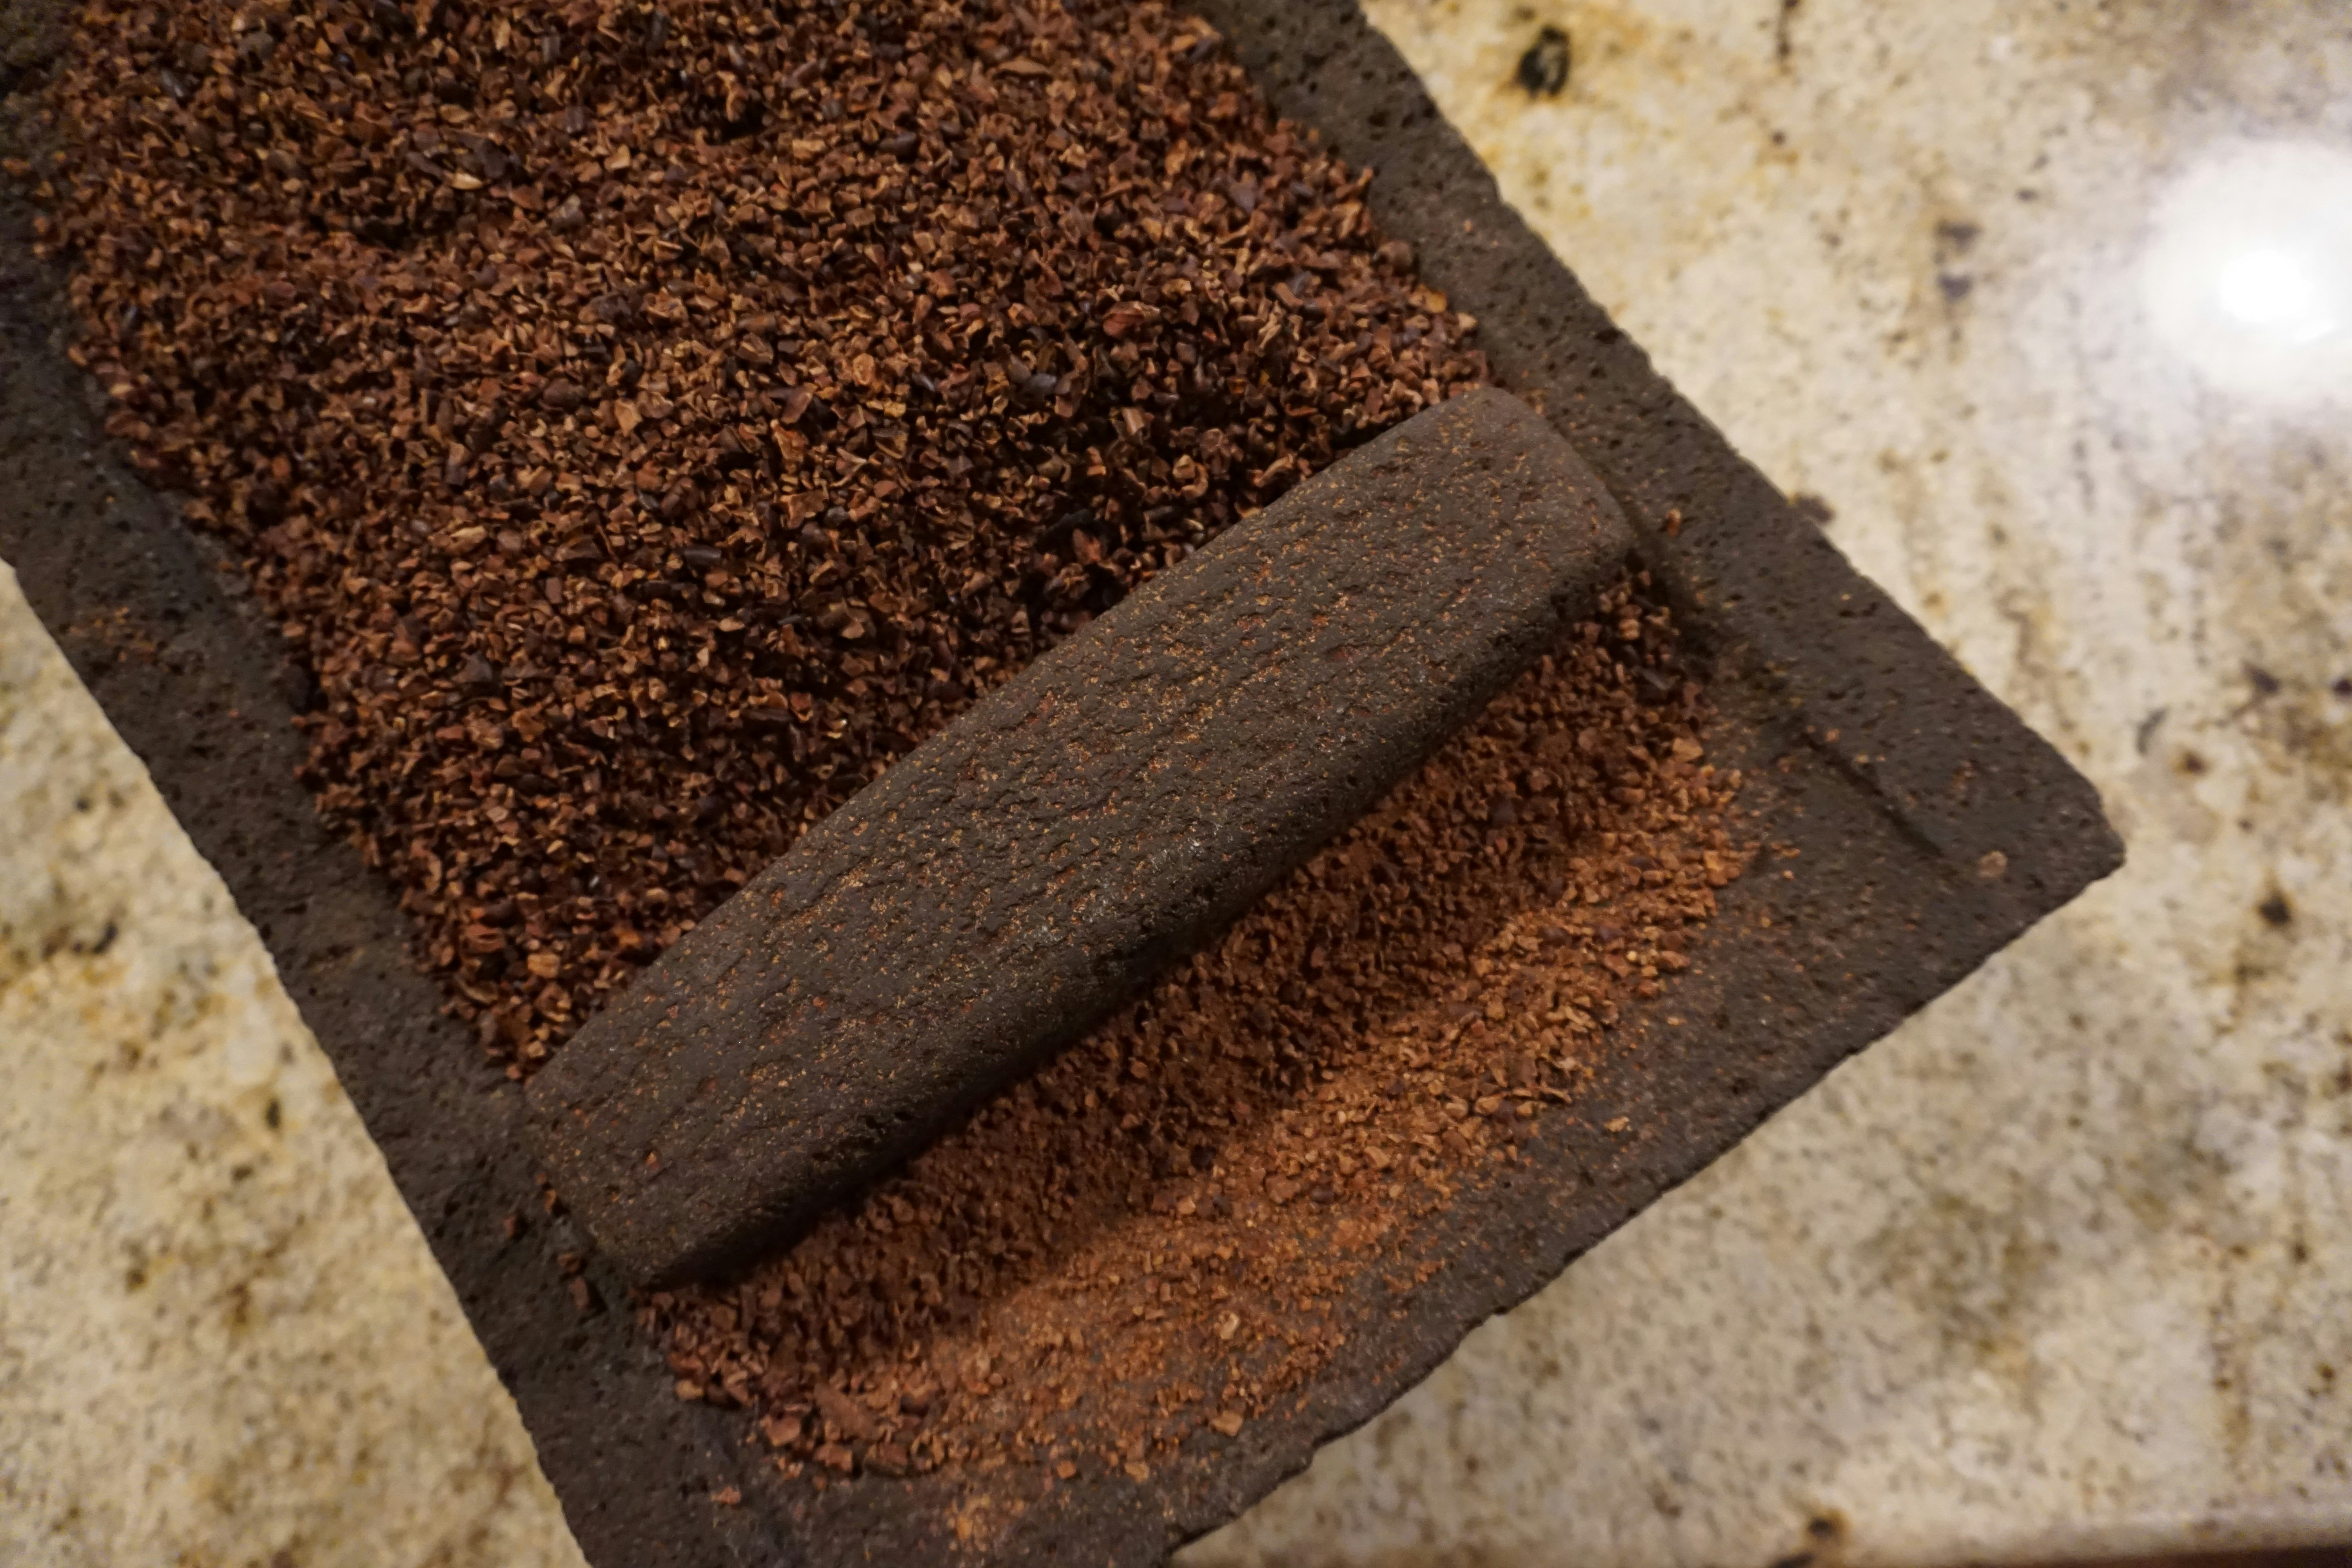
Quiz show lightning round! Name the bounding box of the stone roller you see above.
[525,387,1635,1285]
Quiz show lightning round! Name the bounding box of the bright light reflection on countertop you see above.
[2214,247,2325,335]
[2141,140,2352,403]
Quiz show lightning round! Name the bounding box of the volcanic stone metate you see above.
[530,388,1635,1285]
[0,0,2124,1562]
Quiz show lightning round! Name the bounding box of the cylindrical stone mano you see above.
[526,387,1635,1284]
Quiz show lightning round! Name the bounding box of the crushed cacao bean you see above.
[35,0,1487,1066]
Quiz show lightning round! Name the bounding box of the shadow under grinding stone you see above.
[527,389,1635,1285]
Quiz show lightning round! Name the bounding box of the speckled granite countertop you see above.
[4,2,2348,1565]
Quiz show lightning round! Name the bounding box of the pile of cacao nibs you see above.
[36,0,1488,1065]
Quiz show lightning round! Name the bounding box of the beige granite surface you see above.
[0,570,585,1568]
[1187,1,2352,1563]
[4,1,2350,1566]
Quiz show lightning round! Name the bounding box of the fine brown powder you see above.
[649,578,1746,1486]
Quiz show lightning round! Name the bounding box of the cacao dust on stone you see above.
[28,0,1751,1512]
[647,577,1748,1490]
[34,0,1485,1069]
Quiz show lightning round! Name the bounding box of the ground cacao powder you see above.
[646,579,1743,1487]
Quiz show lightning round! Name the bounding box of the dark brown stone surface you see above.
[532,389,1633,1285]
[0,2,2121,1566]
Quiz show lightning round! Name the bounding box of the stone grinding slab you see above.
[532,388,1634,1286]
[0,3,2122,1566]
